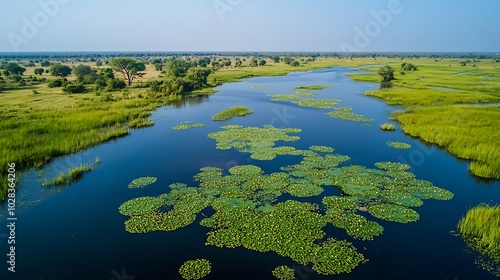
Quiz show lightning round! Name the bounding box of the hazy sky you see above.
[1,0,499,52]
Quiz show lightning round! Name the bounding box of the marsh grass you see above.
[386,141,411,149]
[396,106,500,179]
[43,164,94,187]
[128,118,154,129]
[294,85,333,90]
[212,106,253,121]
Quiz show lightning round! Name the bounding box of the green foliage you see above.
[73,64,99,84]
[166,59,193,78]
[128,177,157,188]
[212,106,253,121]
[458,205,500,276]
[326,107,374,122]
[396,106,500,179]
[34,68,44,75]
[386,141,411,149]
[172,121,205,130]
[179,259,212,280]
[368,203,419,223]
[294,85,333,90]
[380,123,396,131]
[49,63,72,77]
[272,266,295,280]
[4,62,26,75]
[43,164,94,187]
[110,58,146,86]
[128,118,154,128]
[62,83,86,94]
[186,68,211,90]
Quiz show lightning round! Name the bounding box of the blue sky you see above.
[1,0,499,52]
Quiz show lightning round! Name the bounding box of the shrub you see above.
[62,83,85,94]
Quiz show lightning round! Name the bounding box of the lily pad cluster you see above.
[173,121,206,130]
[208,125,303,160]
[127,177,157,189]
[179,259,212,280]
[294,85,333,90]
[386,141,412,149]
[272,266,295,280]
[119,126,454,277]
[251,85,270,89]
[291,99,342,109]
[212,106,253,121]
[326,107,374,122]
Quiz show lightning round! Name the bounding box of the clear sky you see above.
[1,0,499,52]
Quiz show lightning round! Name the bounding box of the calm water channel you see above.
[1,67,499,280]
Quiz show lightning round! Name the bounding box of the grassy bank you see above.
[349,59,500,179]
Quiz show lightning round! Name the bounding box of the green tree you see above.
[166,59,192,78]
[250,58,258,67]
[96,60,103,67]
[41,60,51,67]
[34,68,44,75]
[259,59,267,66]
[291,60,300,67]
[73,64,99,84]
[4,62,26,75]
[186,68,211,90]
[271,55,280,63]
[50,64,72,77]
[378,65,395,88]
[109,58,146,86]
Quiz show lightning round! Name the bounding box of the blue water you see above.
[1,67,499,280]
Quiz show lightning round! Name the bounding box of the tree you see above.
[41,60,51,67]
[50,64,72,77]
[259,60,267,66]
[250,58,258,67]
[378,65,395,88]
[4,62,26,75]
[291,60,300,67]
[271,55,280,63]
[73,64,98,84]
[110,58,146,86]
[166,59,192,78]
[96,60,103,67]
[34,68,44,75]
[186,68,211,90]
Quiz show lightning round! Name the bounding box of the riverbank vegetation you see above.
[458,204,500,276]
[348,58,500,179]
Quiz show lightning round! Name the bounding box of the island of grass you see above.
[458,204,500,276]
[212,106,253,121]
[380,123,396,131]
[294,85,333,90]
[42,164,94,187]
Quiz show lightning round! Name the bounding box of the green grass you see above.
[212,106,253,121]
[458,205,500,275]
[380,123,396,131]
[396,106,500,178]
[128,118,154,129]
[43,164,94,186]
[294,85,333,90]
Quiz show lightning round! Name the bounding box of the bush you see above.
[47,78,66,88]
[106,78,126,91]
[380,123,396,131]
[62,83,85,94]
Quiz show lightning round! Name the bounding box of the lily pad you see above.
[179,259,212,280]
[128,177,157,188]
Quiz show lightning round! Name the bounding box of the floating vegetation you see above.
[268,94,303,102]
[294,85,333,90]
[292,99,342,109]
[42,164,94,187]
[128,177,157,189]
[326,107,374,122]
[179,259,212,280]
[119,126,454,277]
[272,266,295,280]
[212,106,253,121]
[310,145,334,153]
[250,85,270,89]
[458,204,500,276]
[380,123,396,131]
[173,121,206,130]
[387,141,412,149]
[208,126,302,160]
[368,203,420,223]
